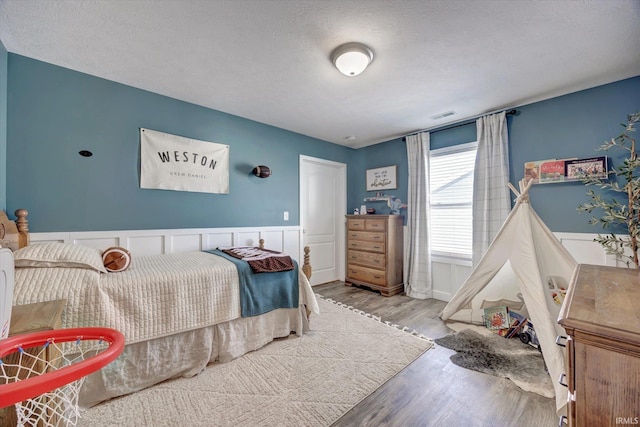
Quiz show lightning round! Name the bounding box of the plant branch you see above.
[578,112,640,268]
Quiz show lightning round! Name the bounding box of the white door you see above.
[300,155,346,285]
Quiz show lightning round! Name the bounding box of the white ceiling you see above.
[1,0,639,149]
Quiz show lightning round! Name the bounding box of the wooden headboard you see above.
[0,209,29,250]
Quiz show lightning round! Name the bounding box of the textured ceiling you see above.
[1,0,639,148]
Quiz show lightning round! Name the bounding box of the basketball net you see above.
[0,328,124,427]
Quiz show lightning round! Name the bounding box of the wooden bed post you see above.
[15,209,29,248]
[0,209,29,250]
[302,246,312,280]
[258,238,311,280]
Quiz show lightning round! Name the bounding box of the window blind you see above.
[430,144,477,257]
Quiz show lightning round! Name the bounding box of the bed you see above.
[0,210,319,408]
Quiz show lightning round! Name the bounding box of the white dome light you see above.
[331,43,373,77]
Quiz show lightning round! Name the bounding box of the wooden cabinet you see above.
[557,264,640,427]
[0,300,66,427]
[345,215,403,296]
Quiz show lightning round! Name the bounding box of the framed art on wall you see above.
[366,165,397,191]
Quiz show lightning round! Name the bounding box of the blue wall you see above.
[509,77,640,233]
[358,76,640,233]
[6,55,356,232]
[349,138,407,216]
[0,40,7,211]
[5,52,639,235]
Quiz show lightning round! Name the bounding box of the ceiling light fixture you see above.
[331,42,373,77]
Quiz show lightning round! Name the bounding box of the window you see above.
[429,141,477,259]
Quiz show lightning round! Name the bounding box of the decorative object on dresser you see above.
[557,264,640,427]
[363,193,407,215]
[345,214,403,296]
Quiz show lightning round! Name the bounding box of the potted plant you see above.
[577,112,640,268]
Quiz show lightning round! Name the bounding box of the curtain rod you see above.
[402,109,518,141]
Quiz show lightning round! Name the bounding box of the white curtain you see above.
[472,111,511,266]
[404,132,432,299]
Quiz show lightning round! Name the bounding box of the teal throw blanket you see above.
[206,250,299,317]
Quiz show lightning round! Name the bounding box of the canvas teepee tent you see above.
[440,179,577,414]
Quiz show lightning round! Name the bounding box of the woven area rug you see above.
[435,327,553,398]
[78,296,433,427]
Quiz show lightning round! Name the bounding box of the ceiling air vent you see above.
[430,111,456,120]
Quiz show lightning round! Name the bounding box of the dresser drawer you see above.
[347,265,387,286]
[347,239,385,253]
[347,218,388,232]
[348,250,386,269]
[347,230,385,244]
[365,219,387,232]
[348,219,366,230]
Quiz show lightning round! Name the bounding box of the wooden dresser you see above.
[557,264,640,427]
[345,214,403,297]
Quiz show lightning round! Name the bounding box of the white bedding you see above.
[14,251,319,344]
[13,249,319,407]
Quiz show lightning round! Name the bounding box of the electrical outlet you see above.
[284,211,289,221]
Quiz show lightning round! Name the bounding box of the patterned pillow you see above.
[14,242,107,273]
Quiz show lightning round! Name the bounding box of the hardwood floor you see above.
[313,281,558,427]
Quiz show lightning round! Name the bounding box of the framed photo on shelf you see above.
[366,165,397,191]
[565,156,608,181]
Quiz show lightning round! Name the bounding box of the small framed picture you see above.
[366,165,397,191]
[565,156,608,181]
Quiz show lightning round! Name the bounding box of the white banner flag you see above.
[140,128,229,194]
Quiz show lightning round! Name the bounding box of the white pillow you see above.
[14,242,108,273]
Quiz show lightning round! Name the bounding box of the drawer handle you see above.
[373,246,382,250]
[558,415,567,426]
[555,336,567,347]
[558,373,568,388]
[373,275,382,279]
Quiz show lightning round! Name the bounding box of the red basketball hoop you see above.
[0,327,124,425]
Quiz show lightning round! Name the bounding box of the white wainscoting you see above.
[30,227,625,300]
[30,226,304,263]
[431,231,625,302]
